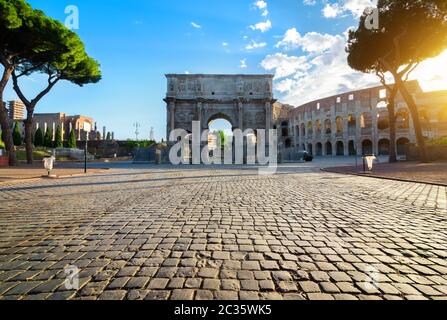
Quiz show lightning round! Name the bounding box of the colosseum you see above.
[275,80,447,160]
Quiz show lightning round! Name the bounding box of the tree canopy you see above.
[346,0,447,162]
[347,0,447,76]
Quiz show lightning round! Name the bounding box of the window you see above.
[336,97,341,103]
[379,89,387,99]
[349,94,354,101]
[317,102,321,110]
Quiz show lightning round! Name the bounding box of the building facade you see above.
[165,74,275,135]
[33,113,98,142]
[7,100,25,121]
[277,81,447,159]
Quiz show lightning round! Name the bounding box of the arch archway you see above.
[377,110,390,130]
[324,119,332,135]
[307,143,313,155]
[378,138,390,156]
[316,142,323,156]
[397,137,410,156]
[362,139,373,155]
[336,117,344,134]
[336,141,344,156]
[348,140,356,156]
[325,141,333,156]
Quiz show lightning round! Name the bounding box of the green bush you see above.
[428,136,447,146]
[34,128,44,147]
[125,140,156,149]
[13,122,22,146]
[54,125,63,148]
[44,127,52,148]
[68,129,77,148]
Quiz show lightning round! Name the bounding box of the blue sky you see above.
[5,0,447,140]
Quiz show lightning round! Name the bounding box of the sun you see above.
[412,49,447,92]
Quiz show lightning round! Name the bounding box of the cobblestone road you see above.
[0,165,446,300]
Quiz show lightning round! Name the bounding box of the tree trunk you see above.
[387,88,397,163]
[24,107,35,165]
[398,81,429,163]
[0,67,17,166]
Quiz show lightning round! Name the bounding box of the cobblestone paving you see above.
[0,165,446,300]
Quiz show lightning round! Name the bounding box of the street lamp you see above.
[134,122,141,142]
[84,132,89,174]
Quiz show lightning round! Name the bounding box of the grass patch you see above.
[17,149,52,161]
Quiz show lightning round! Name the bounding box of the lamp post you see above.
[84,132,88,174]
[134,122,141,142]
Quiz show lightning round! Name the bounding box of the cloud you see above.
[222,42,228,47]
[191,22,202,29]
[262,28,378,106]
[260,53,310,79]
[303,0,317,5]
[240,59,248,69]
[322,0,377,19]
[245,40,267,50]
[254,0,267,10]
[276,28,340,53]
[323,3,341,18]
[249,20,272,33]
[254,1,269,16]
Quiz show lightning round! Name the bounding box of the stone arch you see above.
[307,121,313,136]
[207,112,236,129]
[336,117,344,134]
[325,141,333,156]
[315,120,322,135]
[324,119,332,135]
[396,109,410,129]
[336,141,344,156]
[377,109,390,130]
[348,140,356,156]
[362,139,373,155]
[397,137,410,156]
[316,142,323,156]
[307,143,313,155]
[378,138,390,156]
[301,123,306,137]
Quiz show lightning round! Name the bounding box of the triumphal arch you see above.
[164,74,275,138]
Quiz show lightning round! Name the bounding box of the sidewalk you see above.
[324,161,447,186]
[0,164,107,183]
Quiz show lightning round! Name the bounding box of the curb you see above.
[41,168,110,180]
[321,168,447,187]
[0,169,110,185]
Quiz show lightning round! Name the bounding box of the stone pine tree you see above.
[346,0,447,162]
[34,128,43,147]
[10,5,101,164]
[0,0,34,165]
[12,121,22,146]
[44,127,52,149]
[54,125,63,148]
[68,129,77,149]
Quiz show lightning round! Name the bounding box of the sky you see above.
[4,0,447,140]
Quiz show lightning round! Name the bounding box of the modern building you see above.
[275,80,447,159]
[7,100,25,121]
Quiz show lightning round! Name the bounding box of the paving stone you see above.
[0,166,444,301]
